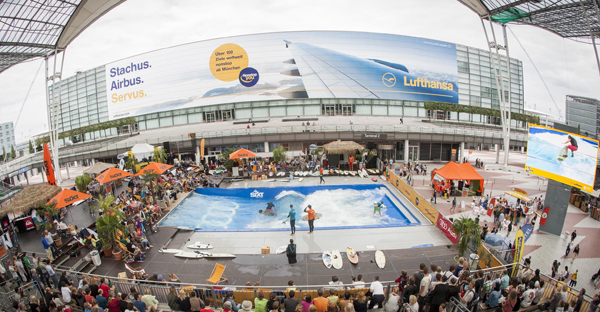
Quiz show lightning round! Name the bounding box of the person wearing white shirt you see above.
[369,276,385,309]
[329,276,344,291]
[418,267,431,312]
[352,275,366,289]
[61,283,72,303]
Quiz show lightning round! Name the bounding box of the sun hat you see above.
[242,300,253,311]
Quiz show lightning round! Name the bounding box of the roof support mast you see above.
[580,0,600,77]
[481,18,513,171]
[44,49,66,185]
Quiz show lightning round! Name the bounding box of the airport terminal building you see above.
[45,31,525,163]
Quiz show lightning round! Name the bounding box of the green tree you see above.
[75,173,92,192]
[272,146,287,163]
[29,141,34,153]
[1,146,5,161]
[218,147,237,170]
[451,216,482,256]
[40,202,60,230]
[95,194,126,251]
[10,145,16,158]
[125,155,139,173]
[578,124,581,135]
[152,148,168,163]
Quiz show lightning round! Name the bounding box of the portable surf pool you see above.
[158,184,420,231]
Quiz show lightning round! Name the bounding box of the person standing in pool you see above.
[373,201,384,216]
[304,205,315,233]
[319,166,325,184]
[564,135,579,157]
[287,205,296,236]
[262,202,278,216]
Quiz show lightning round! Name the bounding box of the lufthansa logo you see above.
[542,212,547,218]
[382,72,396,87]
[239,67,259,87]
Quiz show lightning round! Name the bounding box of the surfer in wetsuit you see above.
[287,205,296,235]
[563,135,579,157]
[262,201,278,216]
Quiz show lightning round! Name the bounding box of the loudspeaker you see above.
[163,141,171,152]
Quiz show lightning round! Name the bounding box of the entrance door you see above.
[222,110,232,121]
[342,105,353,116]
[324,105,336,116]
[408,146,419,161]
[205,112,216,123]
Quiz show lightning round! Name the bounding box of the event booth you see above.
[431,162,484,196]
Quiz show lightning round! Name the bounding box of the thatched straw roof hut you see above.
[1,184,62,217]
[323,140,365,155]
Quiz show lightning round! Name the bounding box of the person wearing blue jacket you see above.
[41,235,53,261]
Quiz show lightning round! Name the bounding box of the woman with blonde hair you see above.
[409,295,419,312]
[345,303,355,312]
[352,292,367,312]
[167,287,180,311]
[385,287,400,312]
[142,288,159,312]
[179,289,191,312]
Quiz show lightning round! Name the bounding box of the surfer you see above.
[563,135,578,157]
[261,201,278,216]
[286,239,297,264]
[304,205,315,233]
[287,205,296,236]
[373,201,384,216]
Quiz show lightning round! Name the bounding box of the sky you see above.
[0,0,598,144]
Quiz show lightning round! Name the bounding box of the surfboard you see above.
[371,177,378,182]
[301,212,322,221]
[281,216,290,224]
[558,146,569,162]
[347,247,358,264]
[276,245,287,254]
[258,210,277,217]
[196,252,236,258]
[187,242,213,249]
[159,248,183,254]
[331,250,343,269]
[323,251,333,268]
[174,251,204,258]
[269,172,274,177]
[375,250,386,269]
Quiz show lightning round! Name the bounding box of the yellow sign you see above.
[386,169,439,223]
[209,43,249,82]
[512,229,525,277]
[382,72,396,87]
[200,138,205,158]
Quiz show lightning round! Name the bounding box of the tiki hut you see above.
[323,140,365,169]
[0,184,62,218]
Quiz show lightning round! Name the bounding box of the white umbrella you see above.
[131,143,156,161]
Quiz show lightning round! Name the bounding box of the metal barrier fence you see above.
[0,280,44,312]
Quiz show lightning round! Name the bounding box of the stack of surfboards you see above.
[321,248,385,269]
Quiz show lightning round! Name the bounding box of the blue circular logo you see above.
[239,67,259,87]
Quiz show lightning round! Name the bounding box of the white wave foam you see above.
[274,190,305,200]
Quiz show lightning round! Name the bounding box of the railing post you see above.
[212,286,218,308]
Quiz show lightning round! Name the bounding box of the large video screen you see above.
[105,31,458,120]
[525,124,599,192]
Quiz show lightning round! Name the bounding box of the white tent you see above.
[131,143,156,161]
[83,162,114,175]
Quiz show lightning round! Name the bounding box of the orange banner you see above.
[200,138,205,158]
[43,143,56,186]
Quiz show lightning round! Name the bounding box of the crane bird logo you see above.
[382,72,396,87]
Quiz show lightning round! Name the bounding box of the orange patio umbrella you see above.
[134,162,174,176]
[95,167,133,184]
[229,148,257,160]
[46,189,92,209]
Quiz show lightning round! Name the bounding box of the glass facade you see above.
[0,121,15,154]
[565,95,600,139]
[49,37,524,146]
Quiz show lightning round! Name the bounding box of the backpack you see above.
[466,290,480,312]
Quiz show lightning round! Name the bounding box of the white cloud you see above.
[0,0,598,143]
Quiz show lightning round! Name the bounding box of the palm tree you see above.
[451,216,482,256]
[125,156,139,173]
[75,173,92,192]
[40,202,59,230]
[272,146,287,163]
[94,194,125,254]
[218,147,237,170]
[152,148,168,163]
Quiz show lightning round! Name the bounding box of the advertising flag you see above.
[436,213,459,244]
[540,207,550,226]
[43,143,56,186]
[512,229,525,276]
[200,138,205,158]
[521,224,534,242]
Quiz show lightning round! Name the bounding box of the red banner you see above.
[437,214,459,244]
[43,143,56,186]
[24,217,34,231]
[540,207,550,226]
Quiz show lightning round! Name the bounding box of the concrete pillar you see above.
[25,171,30,186]
[196,145,201,166]
[460,142,465,163]
[66,162,70,180]
[404,139,409,164]
[41,168,46,183]
[264,142,270,153]
[495,144,500,164]
[91,158,95,165]
[521,146,525,153]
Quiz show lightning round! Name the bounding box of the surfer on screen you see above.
[563,135,578,157]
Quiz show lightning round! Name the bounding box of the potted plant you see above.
[451,216,482,257]
[112,243,123,260]
[95,194,126,258]
[40,203,63,246]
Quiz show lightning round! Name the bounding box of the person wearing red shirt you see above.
[99,278,111,299]
[304,205,315,233]
[84,289,94,304]
[108,292,121,312]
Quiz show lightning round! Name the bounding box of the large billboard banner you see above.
[525,124,599,192]
[105,31,458,120]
